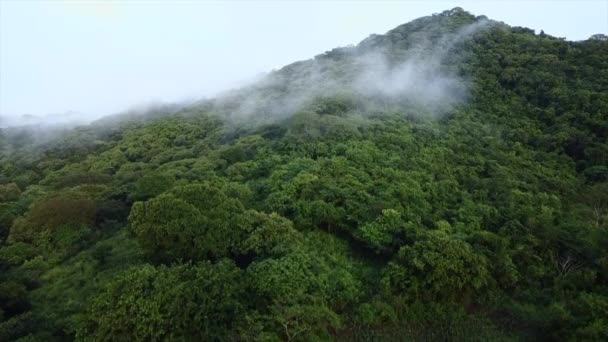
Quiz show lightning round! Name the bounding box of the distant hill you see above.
[0,111,88,128]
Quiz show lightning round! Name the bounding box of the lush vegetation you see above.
[1,8,607,341]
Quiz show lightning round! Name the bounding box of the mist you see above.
[1,2,605,129]
[1,16,489,133]
[353,19,491,113]
[212,19,491,121]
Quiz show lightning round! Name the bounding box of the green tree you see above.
[8,195,95,244]
[383,231,490,302]
[78,260,246,341]
[0,183,21,202]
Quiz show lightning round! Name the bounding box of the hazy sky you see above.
[1,0,607,122]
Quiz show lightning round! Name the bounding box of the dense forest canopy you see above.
[1,8,607,341]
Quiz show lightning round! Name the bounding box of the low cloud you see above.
[214,19,491,120]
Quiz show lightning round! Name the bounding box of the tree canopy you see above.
[0,8,607,341]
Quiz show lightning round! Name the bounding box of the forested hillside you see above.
[1,8,607,341]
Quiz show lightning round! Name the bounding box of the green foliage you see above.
[383,231,490,302]
[78,260,245,341]
[0,7,607,341]
[129,182,298,264]
[355,209,415,254]
[246,233,361,340]
[0,183,21,202]
[0,242,37,268]
[238,211,299,257]
[132,173,174,200]
[0,203,16,241]
[8,195,95,244]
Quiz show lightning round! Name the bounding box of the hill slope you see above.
[1,8,607,341]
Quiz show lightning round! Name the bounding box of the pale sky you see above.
[1,0,607,123]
